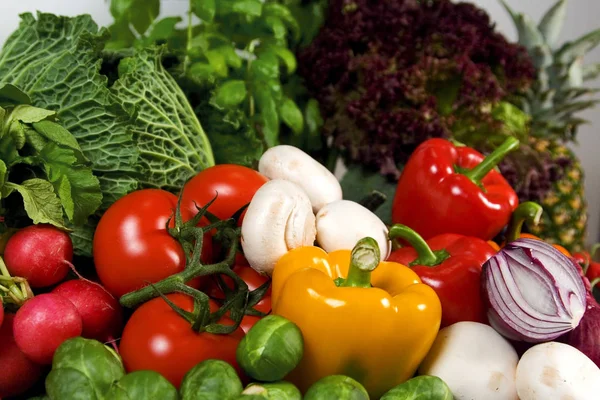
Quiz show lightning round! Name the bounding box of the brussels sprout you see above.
[304,375,369,400]
[179,359,243,400]
[238,381,302,400]
[236,315,303,381]
[381,376,453,399]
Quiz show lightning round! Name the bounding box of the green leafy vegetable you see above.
[180,359,243,400]
[45,337,126,400]
[0,84,102,230]
[380,375,453,400]
[106,370,178,400]
[0,13,216,255]
[112,46,214,190]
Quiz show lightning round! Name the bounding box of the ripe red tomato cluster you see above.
[93,164,270,387]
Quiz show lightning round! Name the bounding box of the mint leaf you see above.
[0,160,7,192]
[6,119,26,149]
[279,97,303,135]
[4,179,66,228]
[193,0,216,22]
[213,80,247,108]
[111,47,215,190]
[39,143,103,225]
[0,13,139,210]
[0,84,31,107]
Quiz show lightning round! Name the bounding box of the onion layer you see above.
[482,238,586,343]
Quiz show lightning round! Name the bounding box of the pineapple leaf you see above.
[538,0,567,49]
[557,87,600,101]
[533,99,598,119]
[566,60,584,88]
[556,28,600,64]
[531,44,554,70]
[582,63,600,81]
[518,14,546,51]
[499,0,520,25]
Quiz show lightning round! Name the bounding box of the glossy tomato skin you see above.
[180,164,268,222]
[119,293,245,388]
[93,189,211,298]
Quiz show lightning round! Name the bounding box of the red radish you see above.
[4,224,73,288]
[52,279,124,342]
[0,297,4,328]
[0,314,43,398]
[13,293,83,364]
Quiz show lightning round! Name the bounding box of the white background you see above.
[1,0,600,243]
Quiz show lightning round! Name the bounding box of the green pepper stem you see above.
[505,201,543,243]
[340,237,380,288]
[463,137,520,184]
[388,224,446,266]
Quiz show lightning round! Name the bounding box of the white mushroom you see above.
[315,200,390,262]
[258,145,342,213]
[418,322,519,400]
[241,179,316,276]
[516,342,600,400]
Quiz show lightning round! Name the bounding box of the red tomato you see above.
[180,164,268,222]
[119,293,245,388]
[93,189,212,298]
[0,314,43,398]
[239,295,272,333]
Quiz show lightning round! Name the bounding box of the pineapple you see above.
[497,0,600,252]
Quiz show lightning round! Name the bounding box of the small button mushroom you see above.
[316,200,390,262]
[241,179,316,276]
[258,145,342,213]
[516,342,600,400]
[418,321,519,400]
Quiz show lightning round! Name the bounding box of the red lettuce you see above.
[299,0,535,177]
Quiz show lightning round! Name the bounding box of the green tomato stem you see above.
[340,237,380,288]
[388,224,449,267]
[463,137,520,184]
[505,201,543,243]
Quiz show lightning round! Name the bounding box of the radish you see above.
[0,314,43,398]
[13,293,83,364]
[0,297,4,328]
[4,224,73,288]
[53,279,124,342]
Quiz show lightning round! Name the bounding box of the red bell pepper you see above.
[574,244,600,289]
[387,224,496,328]
[392,137,519,241]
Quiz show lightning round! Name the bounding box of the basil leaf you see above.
[263,3,301,42]
[213,80,248,108]
[279,97,304,135]
[265,16,287,41]
[305,99,324,138]
[193,0,216,23]
[46,337,125,400]
[205,49,229,78]
[147,17,182,42]
[219,0,263,18]
[106,370,178,400]
[4,179,66,228]
[266,45,297,74]
[254,85,279,147]
[250,53,280,81]
[110,0,159,34]
[40,143,103,225]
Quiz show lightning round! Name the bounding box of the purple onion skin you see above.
[481,238,587,343]
[561,292,600,368]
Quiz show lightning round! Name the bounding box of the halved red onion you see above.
[482,238,586,343]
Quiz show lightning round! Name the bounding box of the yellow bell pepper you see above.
[272,237,442,399]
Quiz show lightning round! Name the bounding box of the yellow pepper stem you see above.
[339,237,380,288]
[505,201,543,243]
